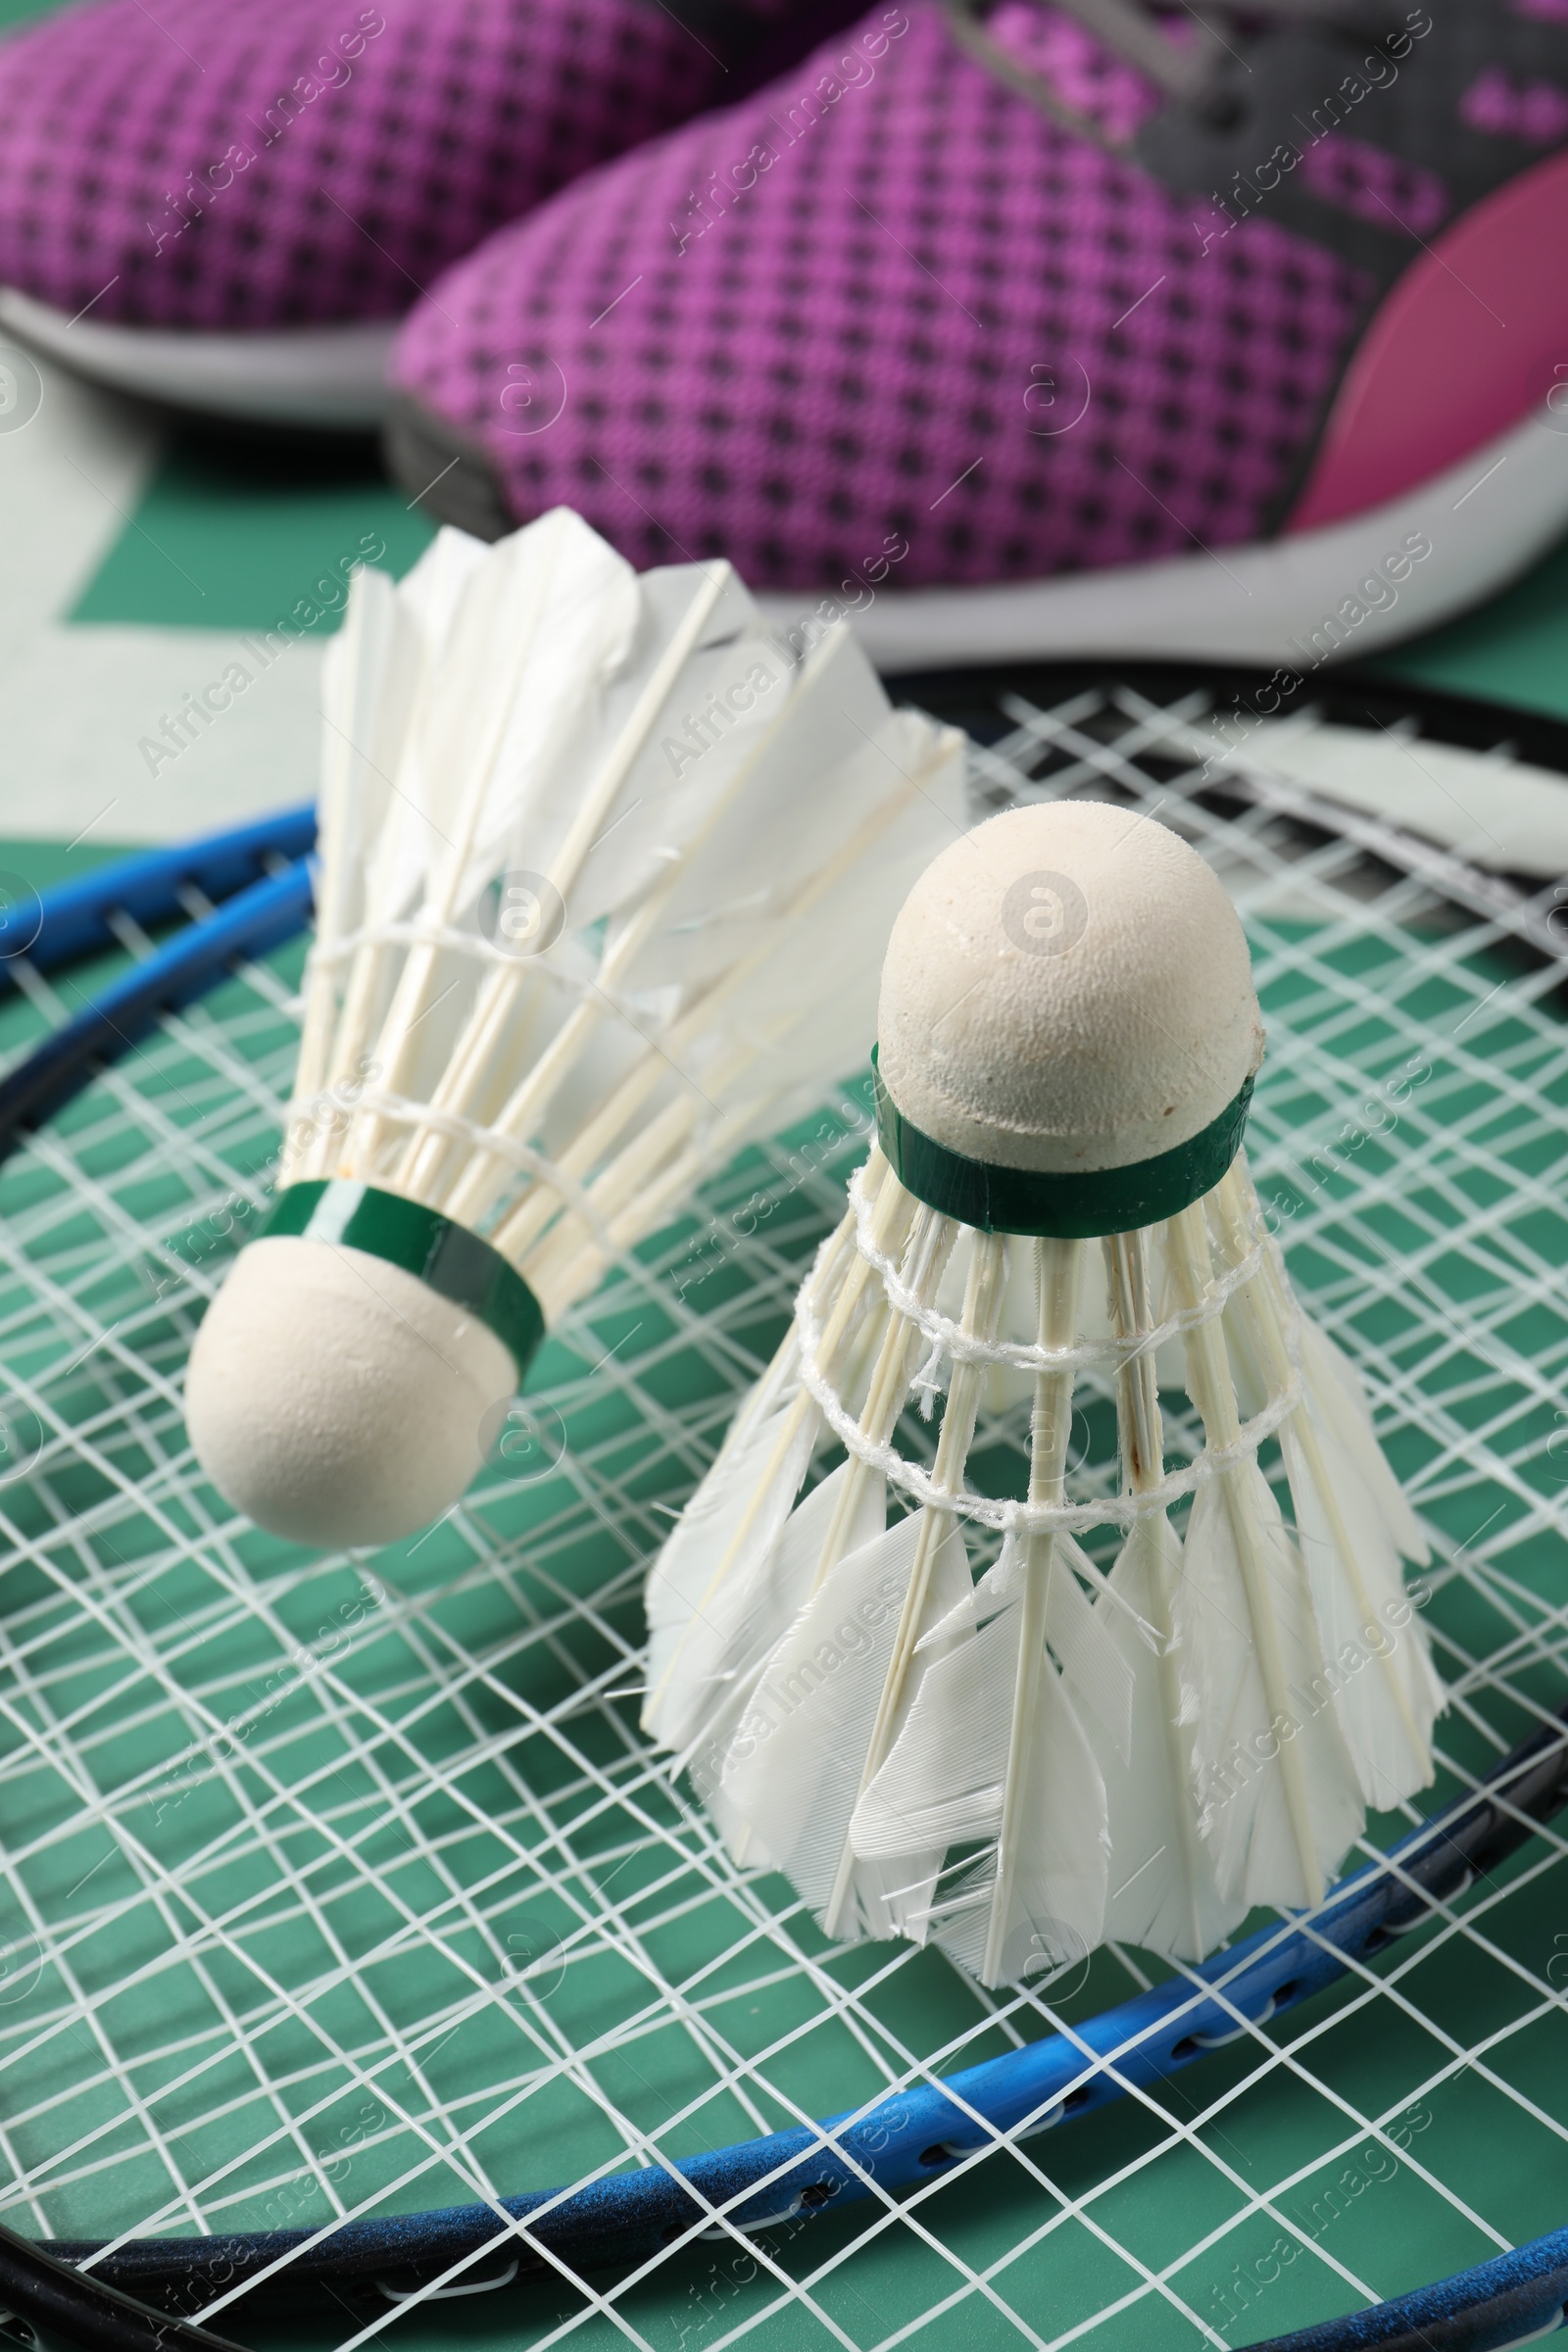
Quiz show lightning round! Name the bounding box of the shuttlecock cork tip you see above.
[876,802,1263,1177]
[185,1236,517,1548]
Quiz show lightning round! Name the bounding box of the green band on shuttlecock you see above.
[871,1052,1253,1239]
[255,1181,546,1377]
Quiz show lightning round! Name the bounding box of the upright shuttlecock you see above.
[644,801,1442,1984]
[185,507,965,1549]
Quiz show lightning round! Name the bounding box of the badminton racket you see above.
[19,1691,1568,2314]
[0,668,1562,2352]
[0,806,315,1157]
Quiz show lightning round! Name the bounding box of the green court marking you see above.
[68,440,436,634]
[0,836,126,897]
[1360,533,1568,723]
[66,422,1568,721]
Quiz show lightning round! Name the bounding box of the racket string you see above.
[0,685,1561,2348]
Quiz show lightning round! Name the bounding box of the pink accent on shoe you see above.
[1286,144,1568,533]
[1297,133,1451,236]
[1459,64,1568,143]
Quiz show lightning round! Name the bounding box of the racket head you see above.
[0,666,1563,2351]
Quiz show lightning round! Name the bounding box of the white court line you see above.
[0,622,322,842]
[0,352,159,636]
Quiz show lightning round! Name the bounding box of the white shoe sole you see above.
[7,276,1561,671]
[0,286,395,428]
[757,409,1568,672]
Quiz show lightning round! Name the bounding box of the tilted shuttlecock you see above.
[185,507,966,1549]
[644,801,1443,1985]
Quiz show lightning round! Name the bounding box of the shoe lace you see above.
[940,0,1407,152]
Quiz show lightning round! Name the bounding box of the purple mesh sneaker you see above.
[0,0,858,427]
[385,0,1568,665]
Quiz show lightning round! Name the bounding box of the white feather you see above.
[605,624,897,990]
[417,510,643,919]
[1044,1538,1137,1764]
[316,564,409,924]
[667,1457,889,1790]
[1298,1315,1430,1565]
[567,562,762,922]
[299,565,416,1104]
[911,1534,1132,1756]
[595,634,968,1161]
[641,1378,815,1754]
[313,533,477,953]
[1095,1511,1242,1963]
[285,507,966,1333]
[1181,1466,1366,1912]
[693,1461,890,1838]
[717,1514,972,1940]
[362,523,547,930]
[853,1577,1108,1986]
[1279,1420,1443,1809]
[851,1608,1010,1861]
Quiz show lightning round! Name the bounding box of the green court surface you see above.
[56,427,1568,729]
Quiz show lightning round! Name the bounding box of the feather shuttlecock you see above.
[185,508,966,1549]
[644,801,1443,1984]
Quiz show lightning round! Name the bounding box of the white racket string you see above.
[0,678,1560,2352]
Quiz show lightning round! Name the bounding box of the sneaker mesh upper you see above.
[0,0,741,327]
[391,1,1374,590]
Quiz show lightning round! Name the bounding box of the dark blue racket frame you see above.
[0,807,316,1157]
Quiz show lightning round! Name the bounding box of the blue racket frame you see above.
[0,806,316,1158]
[24,1699,1564,2350]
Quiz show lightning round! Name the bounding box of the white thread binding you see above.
[845,1158,1271,1376]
